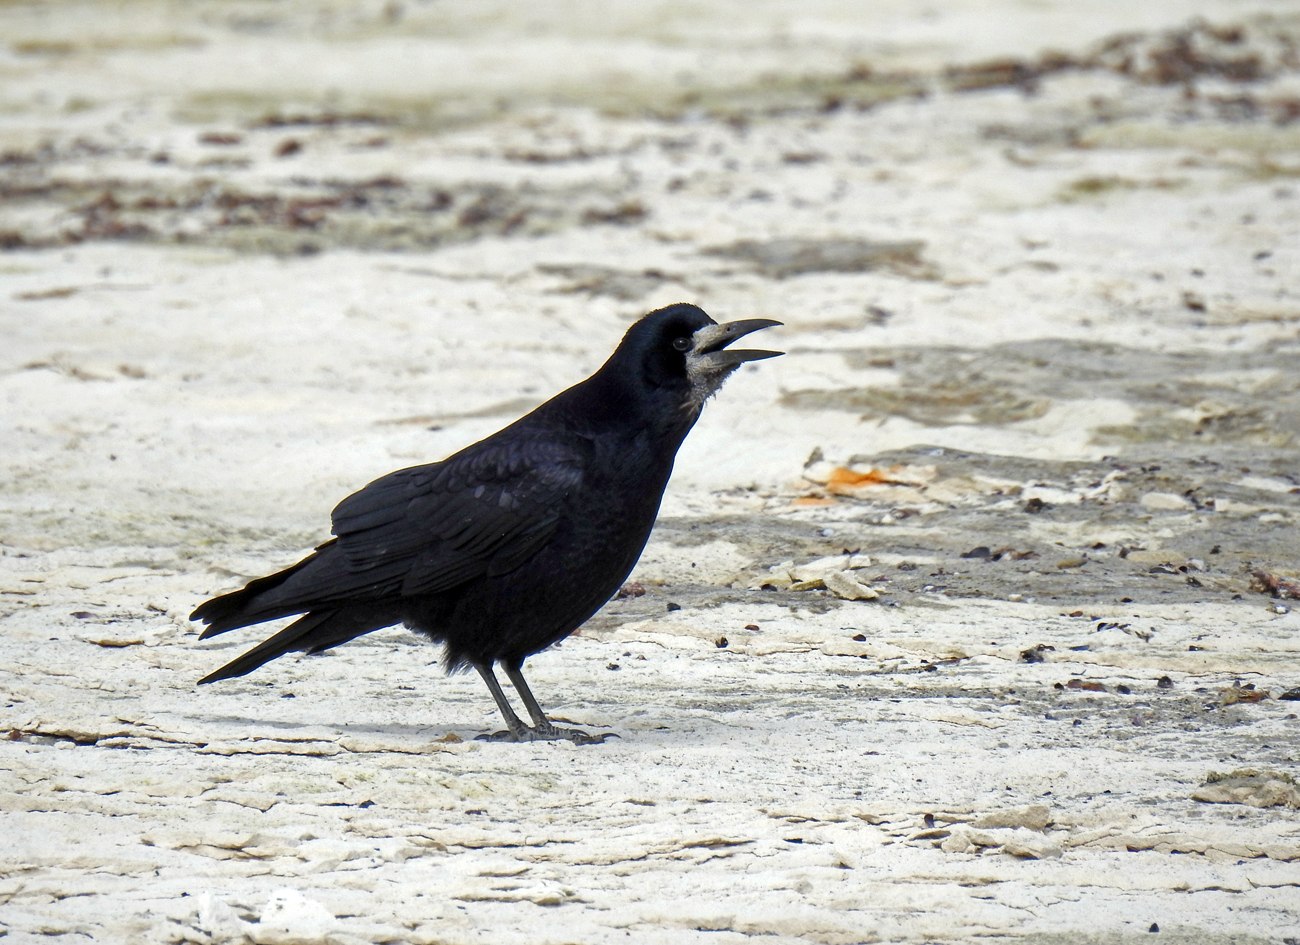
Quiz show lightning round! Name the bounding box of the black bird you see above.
[192,303,781,743]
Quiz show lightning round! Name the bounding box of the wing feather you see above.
[328,431,586,599]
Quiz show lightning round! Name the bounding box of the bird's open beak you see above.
[690,318,784,368]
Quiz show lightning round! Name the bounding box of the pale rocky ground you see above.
[2,2,1299,943]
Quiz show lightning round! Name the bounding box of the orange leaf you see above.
[828,466,896,488]
[791,496,837,507]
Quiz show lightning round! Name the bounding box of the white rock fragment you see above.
[1192,770,1300,810]
[251,888,340,945]
[751,553,875,596]
[1002,832,1064,860]
[940,826,1062,859]
[823,570,881,600]
[1140,491,1194,511]
[973,804,1053,831]
[793,552,872,580]
[196,892,251,942]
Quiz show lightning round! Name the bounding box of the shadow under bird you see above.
[192,303,782,743]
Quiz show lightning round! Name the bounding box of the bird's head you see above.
[619,303,783,411]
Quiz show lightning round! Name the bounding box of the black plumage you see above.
[192,303,781,743]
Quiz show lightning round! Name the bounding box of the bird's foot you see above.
[537,724,618,746]
[476,723,617,745]
[475,728,526,743]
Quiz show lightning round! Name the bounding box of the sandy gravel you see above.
[2,2,1299,943]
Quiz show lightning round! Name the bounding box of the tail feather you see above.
[191,552,325,638]
[198,611,335,683]
[197,605,401,684]
[192,540,406,640]
[193,540,405,684]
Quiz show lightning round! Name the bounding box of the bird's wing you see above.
[329,431,587,598]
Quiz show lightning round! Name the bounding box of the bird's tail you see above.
[191,552,322,639]
[197,604,401,684]
[192,541,401,684]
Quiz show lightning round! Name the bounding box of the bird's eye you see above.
[671,336,691,352]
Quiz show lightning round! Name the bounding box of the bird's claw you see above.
[476,724,617,745]
[546,727,618,746]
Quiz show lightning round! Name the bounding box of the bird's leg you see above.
[473,663,533,742]
[503,661,614,745]
[501,661,552,729]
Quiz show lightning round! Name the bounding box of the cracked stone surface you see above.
[2,2,1299,943]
